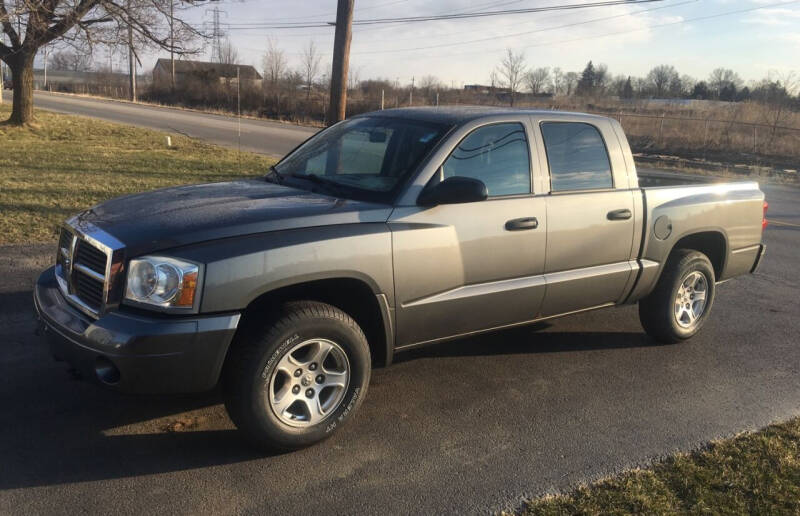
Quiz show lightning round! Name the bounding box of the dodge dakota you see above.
[34,107,767,450]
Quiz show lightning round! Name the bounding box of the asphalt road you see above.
[8,90,319,157]
[0,181,798,514]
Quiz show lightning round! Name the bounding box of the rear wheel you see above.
[639,249,716,343]
[223,301,371,451]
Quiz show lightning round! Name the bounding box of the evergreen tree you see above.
[576,61,596,96]
[622,77,634,99]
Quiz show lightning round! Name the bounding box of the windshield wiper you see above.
[265,165,284,184]
[291,173,349,197]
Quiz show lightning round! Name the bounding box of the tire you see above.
[223,301,371,451]
[639,249,716,344]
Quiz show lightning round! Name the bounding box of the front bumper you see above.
[34,266,240,393]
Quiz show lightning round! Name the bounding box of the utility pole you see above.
[326,0,354,125]
[43,45,48,90]
[0,33,5,104]
[170,0,175,90]
[128,8,137,102]
[409,76,414,106]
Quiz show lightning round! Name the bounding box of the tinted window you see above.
[442,123,530,196]
[276,117,449,200]
[541,122,613,192]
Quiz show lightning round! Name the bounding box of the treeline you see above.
[490,49,799,108]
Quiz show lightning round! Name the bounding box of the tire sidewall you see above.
[247,316,370,449]
[667,255,715,339]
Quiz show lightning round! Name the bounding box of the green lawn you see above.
[0,104,274,244]
[520,418,800,515]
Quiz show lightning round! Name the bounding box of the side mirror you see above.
[417,176,488,206]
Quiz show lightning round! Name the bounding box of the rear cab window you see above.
[540,122,613,192]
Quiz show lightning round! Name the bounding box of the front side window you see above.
[275,116,450,202]
[441,123,531,197]
[541,122,613,192]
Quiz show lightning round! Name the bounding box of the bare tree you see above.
[347,64,361,91]
[218,37,238,65]
[594,63,609,95]
[496,48,525,106]
[708,68,742,99]
[301,39,321,102]
[0,0,204,125]
[646,64,679,98]
[261,36,286,92]
[525,67,550,95]
[551,67,564,96]
[563,71,578,96]
[418,74,440,93]
[49,49,92,71]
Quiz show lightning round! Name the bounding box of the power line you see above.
[402,0,800,60]
[224,0,664,29]
[350,0,697,55]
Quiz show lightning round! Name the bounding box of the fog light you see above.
[95,356,121,385]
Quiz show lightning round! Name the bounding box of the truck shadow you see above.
[394,322,661,364]
[1,290,660,490]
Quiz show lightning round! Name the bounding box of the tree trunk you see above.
[8,53,36,125]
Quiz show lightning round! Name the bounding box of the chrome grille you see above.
[55,223,121,318]
[74,270,104,310]
[75,240,107,275]
[58,229,72,256]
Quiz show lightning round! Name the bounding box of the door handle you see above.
[505,217,538,231]
[607,209,632,221]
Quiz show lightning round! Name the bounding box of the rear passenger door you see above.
[536,119,637,317]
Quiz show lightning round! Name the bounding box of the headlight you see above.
[124,256,201,310]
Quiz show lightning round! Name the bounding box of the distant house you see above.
[464,84,510,94]
[152,59,262,88]
[32,69,132,90]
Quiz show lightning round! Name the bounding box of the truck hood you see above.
[72,179,393,256]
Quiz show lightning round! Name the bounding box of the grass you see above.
[518,418,800,515]
[0,104,274,244]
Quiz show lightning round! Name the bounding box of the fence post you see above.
[380,89,384,110]
[753,126,758,167]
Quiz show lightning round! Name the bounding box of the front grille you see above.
[55,227,112,317]
[57,229,72,269]
[75,240,107,275]
[74,271,104,311]
[58,229,72,254]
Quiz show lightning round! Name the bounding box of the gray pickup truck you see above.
[35,107,767,450]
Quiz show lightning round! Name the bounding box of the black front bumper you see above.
[34,266,241,393]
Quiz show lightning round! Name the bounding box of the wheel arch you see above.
[230,276,394,369]
[668,230,727,280]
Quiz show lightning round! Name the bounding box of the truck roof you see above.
[361,106,610,125]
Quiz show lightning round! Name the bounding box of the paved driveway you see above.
[0,182,798,514]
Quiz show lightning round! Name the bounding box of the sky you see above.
[56,0,800,87]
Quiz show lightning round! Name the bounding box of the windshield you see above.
[274,116,451,202]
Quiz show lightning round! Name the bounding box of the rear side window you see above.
[541,122,613,192]
[442,123,531,197]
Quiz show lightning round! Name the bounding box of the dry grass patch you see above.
[0,104,274,244]
[519,418,800,515]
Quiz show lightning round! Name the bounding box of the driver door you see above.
[389,121,548,347]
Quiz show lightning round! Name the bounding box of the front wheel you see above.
[639,249,716,343]
[223,301,371,451]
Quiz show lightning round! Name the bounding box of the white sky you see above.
[53,0,800,87]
